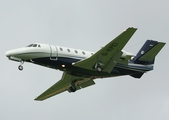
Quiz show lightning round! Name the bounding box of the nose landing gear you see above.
[18,61,24,71]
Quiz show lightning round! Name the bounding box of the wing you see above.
[35,72,95,101]
[73,27,137,73]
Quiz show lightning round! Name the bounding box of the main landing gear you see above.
[69,81,76,92]
[94,62,103,72]
[95,66,102,72]
[18,61,24,71]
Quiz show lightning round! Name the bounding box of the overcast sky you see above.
[1,0,169,120]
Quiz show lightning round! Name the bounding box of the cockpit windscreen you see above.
[27,44,41,47]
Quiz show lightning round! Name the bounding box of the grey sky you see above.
[1,0,169,120]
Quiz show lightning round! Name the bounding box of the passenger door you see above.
[49,45,57,60]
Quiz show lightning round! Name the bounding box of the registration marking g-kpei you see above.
[102,43,118,56]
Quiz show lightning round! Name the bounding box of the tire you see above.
[69,86,76,92]
[18,65,23,71]
[96,66,102,72]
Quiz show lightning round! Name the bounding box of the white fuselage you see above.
[5,43,134,63]
[6,43,151,77]
[6,43,92,62]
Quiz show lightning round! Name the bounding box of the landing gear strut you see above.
[94,62,103,72]
[69,81,76,92]
[18,61,24,71]
[69,86,76,92]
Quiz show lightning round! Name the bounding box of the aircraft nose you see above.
[5,50,18,57]
[5,49,23,62]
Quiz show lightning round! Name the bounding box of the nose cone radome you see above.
[5,49,23,62]
[5,50,17,57]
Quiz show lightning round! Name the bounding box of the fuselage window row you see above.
[58,47,94,56]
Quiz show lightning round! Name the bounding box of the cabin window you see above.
[60,47,63,51]
[75,50,78,53]
[33,44,37,47]
[82,51,85,55]
[67,49,70,52]
[38,45,41,47]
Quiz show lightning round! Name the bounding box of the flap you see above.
[80,80,95,88]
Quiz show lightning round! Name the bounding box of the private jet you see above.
[5,27,166,101]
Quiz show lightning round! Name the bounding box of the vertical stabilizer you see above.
[132,40,165,65]
[130,40,165,79]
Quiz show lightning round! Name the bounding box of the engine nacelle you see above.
[121,50,135,59]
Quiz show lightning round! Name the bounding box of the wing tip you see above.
[34,99,41,101]
[128,26,137,29]
[34,97,44,101]
[124,27,137,32]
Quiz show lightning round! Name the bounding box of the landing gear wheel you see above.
[94,62,102,72]
[18,65,23,71]
[18,60,24,71]
[69,81,76,92]
[96,66,102,72]
[69,86,76,92]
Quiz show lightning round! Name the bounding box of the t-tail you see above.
[130,40,166,78]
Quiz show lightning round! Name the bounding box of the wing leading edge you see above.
[35,72,95,101]
[35,72,72,101]
[73,27,137,73]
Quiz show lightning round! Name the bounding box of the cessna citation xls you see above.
[5,27,165,101]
